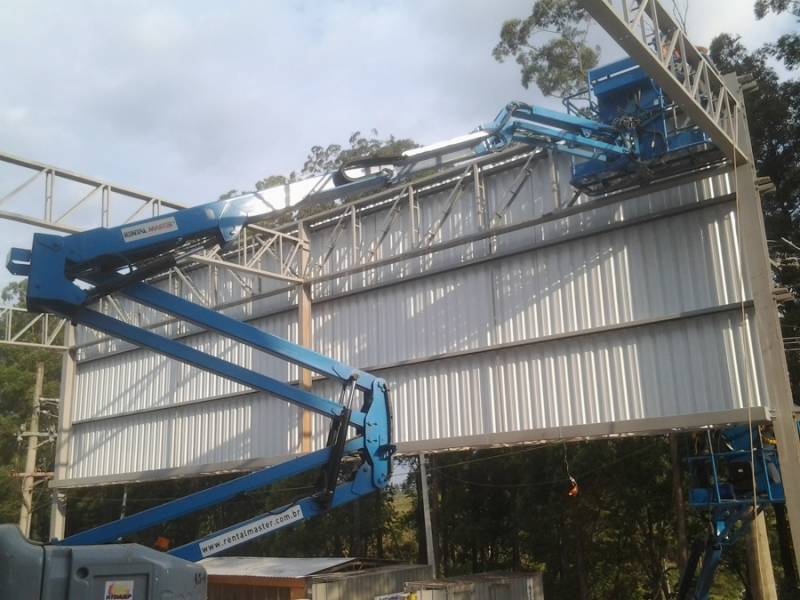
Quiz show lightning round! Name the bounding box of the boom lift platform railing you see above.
[677,426,785,600]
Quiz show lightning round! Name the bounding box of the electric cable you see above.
[437,440,660,490]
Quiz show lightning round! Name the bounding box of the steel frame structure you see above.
[62,149,752,461]
[0,4,794,578]
[0,150,306,345]
[0,305,67,350]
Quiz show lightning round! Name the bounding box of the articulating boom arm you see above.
[7,191,394,559]
[316,58,718,198]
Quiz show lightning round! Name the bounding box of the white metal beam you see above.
[189,254,303,284]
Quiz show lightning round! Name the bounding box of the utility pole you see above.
[747,512,778,600]
[418,452,437,578]
[18,362,44,538]
[50,326,76,541]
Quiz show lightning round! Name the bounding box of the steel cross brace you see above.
[74,305,366,424]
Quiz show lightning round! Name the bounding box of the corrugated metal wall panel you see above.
[308,310,763,451]
[307,202,744,371]
[73,311,298,421]
[62,152,762,484]
[69,394,301,480]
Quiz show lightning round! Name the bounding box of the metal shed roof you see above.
[200,556,356,579]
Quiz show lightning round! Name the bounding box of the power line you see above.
[436,441,661,489]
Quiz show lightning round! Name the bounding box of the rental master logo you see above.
[121,216,178,243]
[199,505,304,557]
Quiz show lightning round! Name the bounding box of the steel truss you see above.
[581,0,747,164]
[0,142,738,356]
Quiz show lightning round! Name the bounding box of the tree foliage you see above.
[0,282,63,541]
[219,130,416,203]
[755,0,800,69]
[492,0,600,97]
[300,130,416,177]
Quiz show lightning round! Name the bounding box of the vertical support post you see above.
[747,511,778,600]
[472,163,486,231]
[297,222,313,453]
[407,185,419,247]
[49,326,76,541]
[101,185,110,228]
[726,73,800,579]
[19,362,44,538]
[418,452,436,578]
[120,485,129,519]
[44,170,54,222]
[350,206,359,266]
[547,149,562,210]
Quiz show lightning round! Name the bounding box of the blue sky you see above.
[0,0,796,288]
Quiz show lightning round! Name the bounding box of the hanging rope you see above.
[563,441,579,497]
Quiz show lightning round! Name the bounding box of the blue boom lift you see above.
[0,55,736,599]
[676,426,786,600]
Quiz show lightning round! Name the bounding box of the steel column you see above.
[297,221,314,452]
[727,73,800,578]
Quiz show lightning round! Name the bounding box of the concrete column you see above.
[49,326,76,541]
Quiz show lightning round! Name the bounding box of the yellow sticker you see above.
[104,580,134,600]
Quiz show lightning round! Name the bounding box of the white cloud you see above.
[0,0,796,290]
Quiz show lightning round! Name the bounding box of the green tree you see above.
[0,282,63,541]
[492,0,600,97]
[300,130,416,176]
[220,130,417,209]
